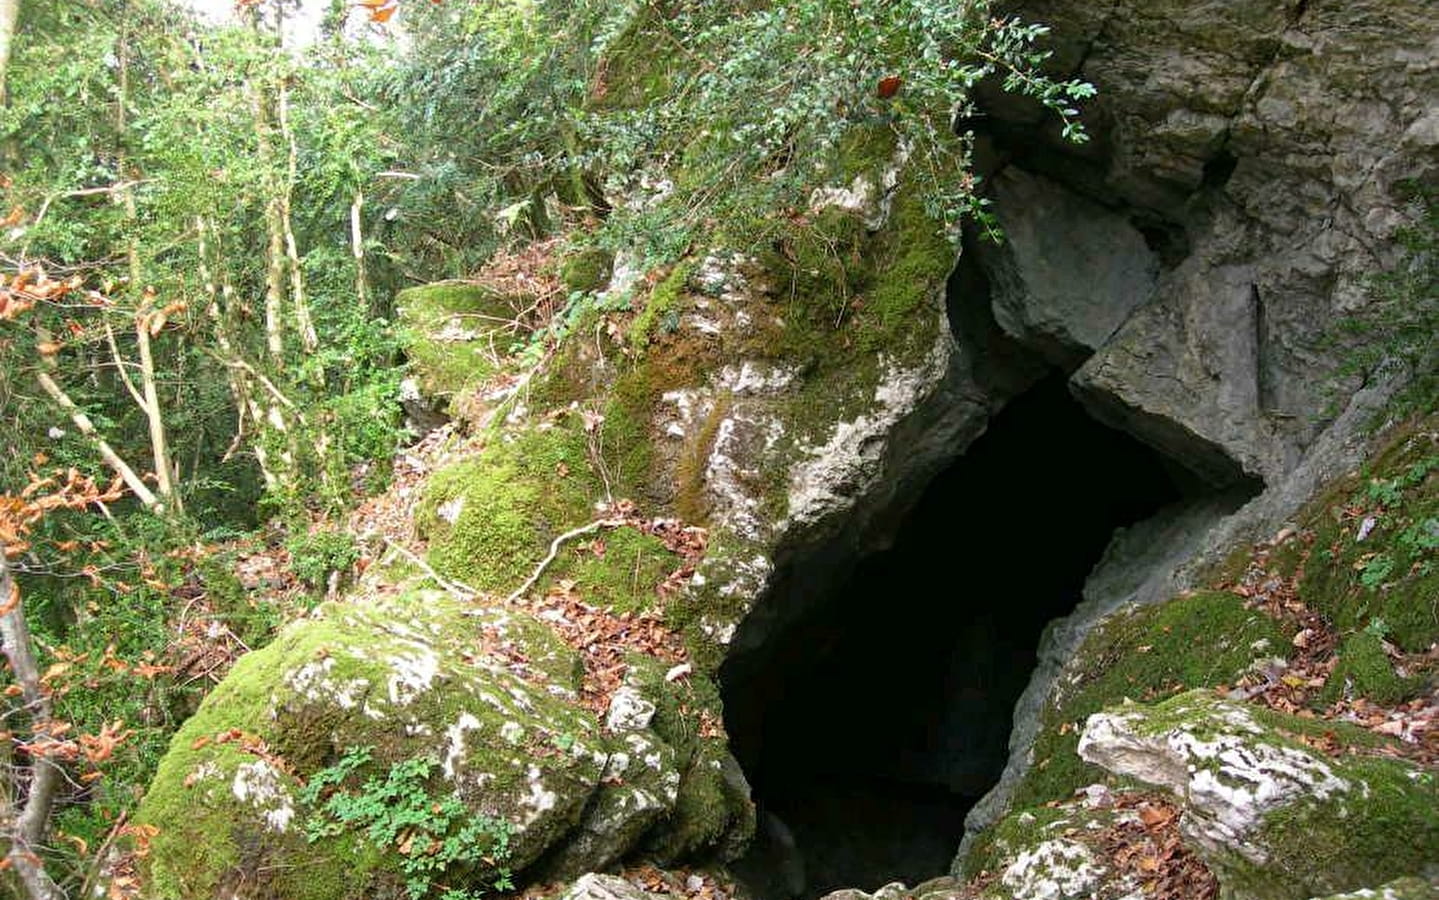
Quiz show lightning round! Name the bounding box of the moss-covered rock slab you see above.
[1078,690,1439,900]
[137,592,611,899]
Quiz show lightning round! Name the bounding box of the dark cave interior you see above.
[721,374,1191,899]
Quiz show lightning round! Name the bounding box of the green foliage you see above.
[286,528,361,591]
[299,747,516,900]
[600,0,1093,243]
[385,0,1094,278]
[1330,183,1439,417]
[1300,414,1439,652]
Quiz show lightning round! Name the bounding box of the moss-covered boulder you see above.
[397,283,525,415]
[560,247,615,294]
[135,590,718,900]
[1077,690,1439,900]
[1007,590,1294,812]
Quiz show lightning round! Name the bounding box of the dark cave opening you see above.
[721,374,1190,899]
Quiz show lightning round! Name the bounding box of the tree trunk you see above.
[350,188,369,313]
[0,555,65,900]
[0,0,19,106]
[278,85,318,356]
[134,304,181,513]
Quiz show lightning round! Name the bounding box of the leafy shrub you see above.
[287,529,360,590]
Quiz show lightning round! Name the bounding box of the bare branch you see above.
[506,518,624,604]
[35,371,161,510]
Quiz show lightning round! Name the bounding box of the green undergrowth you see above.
[1007,590,1294,814]
[300,747,516,900]
[1296,410,1439,652]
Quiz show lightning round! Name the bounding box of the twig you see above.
[381,537,479,600]
[77,809,128,900]
[506,518,622,604]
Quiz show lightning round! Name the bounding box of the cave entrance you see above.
[721,374,1190,899]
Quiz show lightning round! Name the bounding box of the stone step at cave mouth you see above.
[719,373,1221,900]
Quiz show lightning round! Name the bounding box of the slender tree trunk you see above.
[134,303,181,513]
[350,188,369,313]
[198,216,282,490]
[250,85,287,365]
[277,85,318,356]
[0,554,64,900]
[113,20,180,514]
[0,0,19,106]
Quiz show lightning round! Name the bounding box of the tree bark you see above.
[0,554,64,900]
[0,0,19,106]
[134,304,181,513]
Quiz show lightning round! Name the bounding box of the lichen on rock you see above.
[1077,690,1439,899]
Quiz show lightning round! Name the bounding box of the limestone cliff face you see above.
[959,0,1439,861]
[135,0,1436,897]
[977,0,1437,484]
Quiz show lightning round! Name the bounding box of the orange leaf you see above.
[370,2,397,21]
[877,75,903,98]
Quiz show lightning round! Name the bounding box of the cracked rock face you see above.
[980,0,1438,485]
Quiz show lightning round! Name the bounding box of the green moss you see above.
[599,366,665,504]
[1322,628,1416,706]
[544,526,677,615]
[560,247,615,294]
[860,184,955,352]
[644,737,753,864]
[1310,877,1439,900]
[1293,411,1439,652]
[592,9,686,110]
[416,426,599,593]
[961,805,1074,878]
[138,594,604,899]
[1229,754,1439,900]
[630,263,692,352]
[397,283,522,405]
[1011,591,1294,810]
[675,391,732,524]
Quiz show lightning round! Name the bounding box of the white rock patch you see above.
[443,712,482,778]
[787,325,950,529]
[606,685,657,731]
[386,645,440,706]
[1079,696,1350,863]
[231,761,295,833]
[1000,838,1105,900]
[284,656,370,710]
